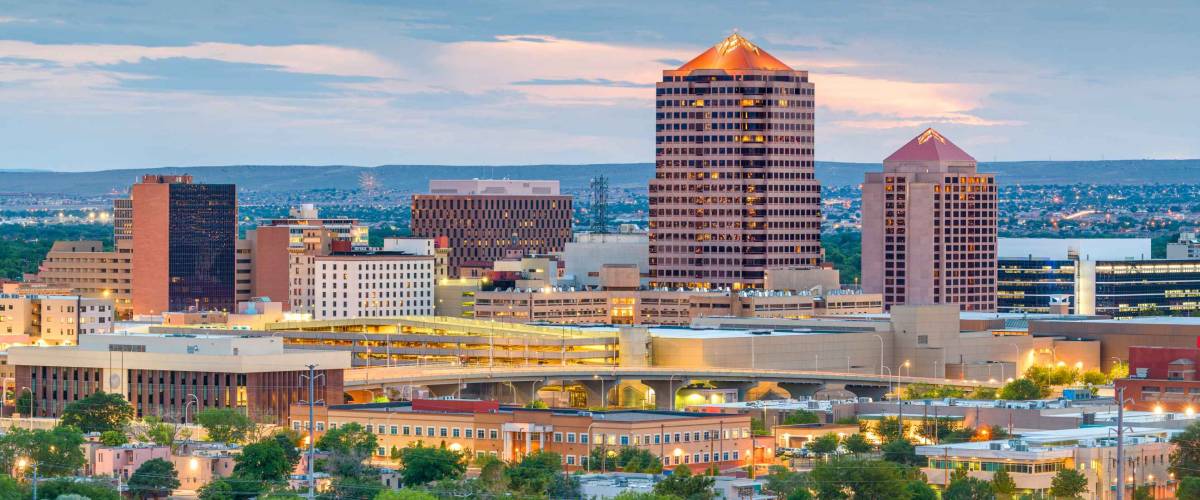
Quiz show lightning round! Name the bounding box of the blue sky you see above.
[0,1,1197,171]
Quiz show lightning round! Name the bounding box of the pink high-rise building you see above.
[861,128,997,311]
[649,34,820,290]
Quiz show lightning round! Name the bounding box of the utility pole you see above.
[300,364,325,499]
[1116,385,1126,500]
[30,461,38,500]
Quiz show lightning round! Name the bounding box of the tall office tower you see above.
[649,33,820,290]
[131,174,237,315]
[411,180,572,278]
[862,128,997,311]
[246,204,368,312]
[113,197,132,244]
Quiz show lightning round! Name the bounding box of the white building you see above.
[0,294,114,343]
[998,237,1151,261]
[314,251,435,319]
[563,226,649,288]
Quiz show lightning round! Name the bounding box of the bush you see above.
[999,378,1046,400]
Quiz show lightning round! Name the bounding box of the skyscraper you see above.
[649,33,820,290]
[861,128,997,310]
[131,174,237,315]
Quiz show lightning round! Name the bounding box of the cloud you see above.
[512,78,653,88]
[815,73,1019,129]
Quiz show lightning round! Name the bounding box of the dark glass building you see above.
[1091,259,1200,318]
[997,258,1076,313]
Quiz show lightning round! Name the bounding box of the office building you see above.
[291,399,754,472]
[564,226,650,288]
[411,180,572,278]
[918,427,1177,499]
[313,246,435,320]
[649,33,820,290]
[1167,231,1200,259]
[8,333,349,423]
[36,240,133,317]
[473,264,881,325]
[862,128,997,311]
[0,293,115,342]
[131,174,237,315]
[245,204,368,312]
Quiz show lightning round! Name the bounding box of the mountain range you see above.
[0,159,1196,196]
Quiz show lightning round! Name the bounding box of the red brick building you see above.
[1115,345,1200,412]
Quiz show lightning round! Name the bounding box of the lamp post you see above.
[183,394,201,424]
[871,334,885,376]
[0,376,12,420]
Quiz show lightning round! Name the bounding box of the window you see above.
[733,451,740,460]
[403,426,411,436]
[366,425,373,433]
[377,447,386,456]
[654,434,661,444]
[452,428,461,438]
[293,421,301,430]
[466,429,474,438]
[554,432,563,443]
[428,427,435,436]
[490,429,498,440]
[566,455,576,465]
[580,433,589,444]
[567,433,576,443]
[620,435,630,446]
[415,427,423,436]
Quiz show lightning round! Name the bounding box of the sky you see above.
[0,1,1197,171]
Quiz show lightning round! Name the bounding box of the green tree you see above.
[764,466,808,497]
[1131,485,1154,500]
[396,443,467,486]
[128,458,181,499]
[806,433,840,455]
[331,475,386,500]
[945,476,995,500]
[375,490,439,500]
[196,408,257,444]
[1049,468,1088,499]
[198,476,265,500]
[31,479,120,500]
[60,391,134,433]
[842,433,872,455]
[751,417,770,436]
[1109,360,1129,380]
[138,416,180,447]
[991,468,1017,498]
[876,417,902,441]
[613,493,682,500]
[999,378,1046,400]
[881,439,920,466]
[100,430,129,446]
[1171,420,1200,479]
[0,476,23,499]
[0,425,87,476]
[274,431,302,468]
[1080,370,1108,386]
[234,439,292,482]
[317,422,378,459]
[783,410,820,425]
[505,451,565,496]
[786,489,814,500]
[15,388,33,417]
[476,454,507,492]
[523,399,549,409]
[906,480,938,500]
[808,458,908,500]
[1177,477,1200,500]
[654,466,715,500]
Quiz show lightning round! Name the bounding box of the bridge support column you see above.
[642,380,682,410]
[844,384,889,401]
[578,380,611,409]
[510,381,545,406]
[426,383,461,398]
[778,382,822,399]
[712,381,760,403]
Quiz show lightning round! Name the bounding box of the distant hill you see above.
[0,159,1197,195]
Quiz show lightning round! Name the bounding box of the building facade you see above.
[862,128,997,311]
[36,240,132,317]
[0,293,115,342]
[1115,346,1200,413]
[313,249,435,320]
[649,33,820,290]
[997,258,1076,313]
[564,228,650,288]
[290,399,754,473]
[411,180,572,278]
[131,175,237,315]
[7,334,349,423]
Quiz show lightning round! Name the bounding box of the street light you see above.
[871,334,886,376]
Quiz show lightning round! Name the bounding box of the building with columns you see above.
[650,33,821,290]
[861,128,998,311]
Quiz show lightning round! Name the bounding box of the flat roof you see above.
[330,402,737,421]
[1060,316,1200,325]
[648,326,860,339]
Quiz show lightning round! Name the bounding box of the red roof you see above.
[884,128,975,163]
[678,33,792,72]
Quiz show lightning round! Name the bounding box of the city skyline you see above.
[0,1,1197,171]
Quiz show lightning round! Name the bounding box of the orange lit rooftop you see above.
[675,33,793,72]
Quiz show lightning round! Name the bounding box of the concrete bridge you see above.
[343,365,1002,409]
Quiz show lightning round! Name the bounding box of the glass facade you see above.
[168,183,236,312]
[997,258,1075,313]
[1094,259,1200,318]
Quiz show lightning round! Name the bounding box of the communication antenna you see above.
[587,175,611,234]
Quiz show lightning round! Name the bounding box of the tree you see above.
[1177,477,1200,500]
[198,476,265,500]
[234,439,292,482]
[1131,485,1154,500]
[1080,370,1108,386]
[100,430,129,446]
[505,451,565,496]
[808,458,908,500]
[613,493,682,500]
[0,425,87,476]
[128,458,181,499]
[32,479,119,500]
[60,391,134,433]
[842,433,872,455]
[764,466,807,497]
[0,476,24,499]
[806,433,840,455]
[396,443,467,486]
[1049,468,1088,499]
[331,475,386,500]
[196,408,257,444]
[1171,420,1200,479]
[786,489,814,500]
[991,468,1017,498]
[375,490,439,500]
[906,480,938,500]
[881,439,920,466]
[274,431,302,468]
[15,388,32,417]
[999,378,1045,400]
[654,466,715,500]
[944,476,995,500]
[1109,360,1129,380]
[138,416,180,447]
[783,410,820,425]
[523,399,549,409]
[317,422,377,459]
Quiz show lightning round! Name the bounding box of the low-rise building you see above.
[917,426,1177,499]
[314,248,435,320]
[8,333,349,423]
[0,293,115,343]
[289,399,754,473]
[1115,345,1200,413]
